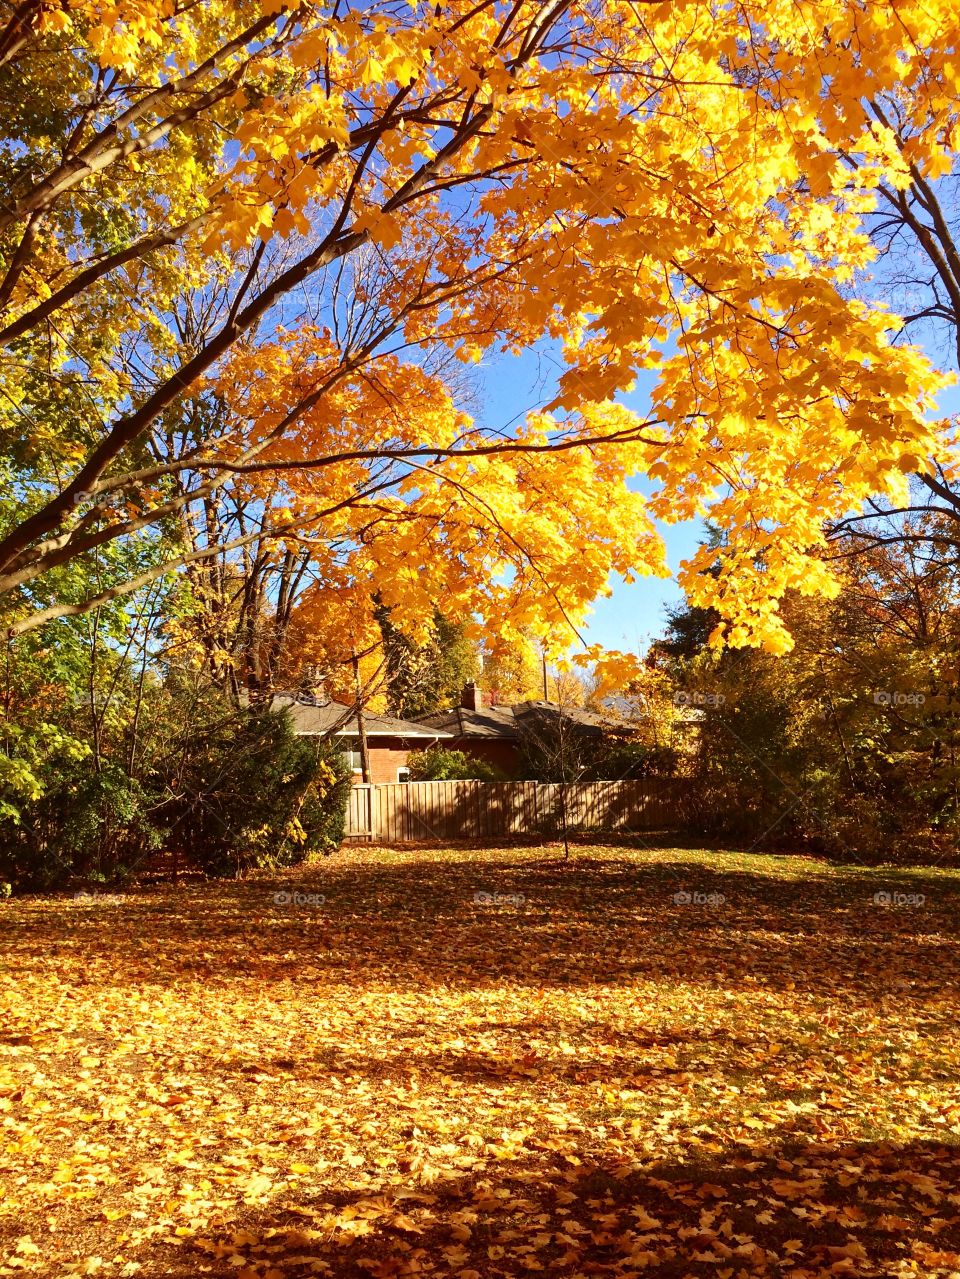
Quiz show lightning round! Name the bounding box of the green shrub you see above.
[0,693,353,889]
[166,705,347,875]
[406,746,505,781]
[299,744,352,854]
[0,755,164,890]
[584,739,680,780]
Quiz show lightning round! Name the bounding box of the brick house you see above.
[278,695,452,784]
[415,683,617,777]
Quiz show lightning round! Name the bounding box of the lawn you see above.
[2,844,960,1278]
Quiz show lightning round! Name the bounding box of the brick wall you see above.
[349,735,520,783]
[366,741,413,784]
[448,737,520,778]
[349,737,425,784]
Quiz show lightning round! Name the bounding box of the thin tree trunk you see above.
[353,652,371,784]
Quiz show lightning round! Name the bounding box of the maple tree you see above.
[0,0,958,666]
[823,76,960,563]
[476,630,552,705]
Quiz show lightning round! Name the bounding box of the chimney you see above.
[461,681,487,711]
[300,666,328,703]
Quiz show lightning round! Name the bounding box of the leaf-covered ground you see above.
[3,844,960,1279]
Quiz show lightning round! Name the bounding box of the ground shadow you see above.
[4,852,960,1001]
[137,1132,960,1277]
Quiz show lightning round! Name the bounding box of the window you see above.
[397,767,411,783]
[341,736,364,774]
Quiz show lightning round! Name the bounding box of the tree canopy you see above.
[1,0,958,666]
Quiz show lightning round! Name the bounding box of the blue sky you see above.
[473,336,960,660]
[473,343,705,657]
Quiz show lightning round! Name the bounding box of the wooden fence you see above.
[345,778,687,843]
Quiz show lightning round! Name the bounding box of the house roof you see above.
[417,705,523,739]
[416,700,625,740]
[267,695,452,740]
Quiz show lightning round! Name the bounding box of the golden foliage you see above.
[2,845,960,1275]
[3,0,960,657]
